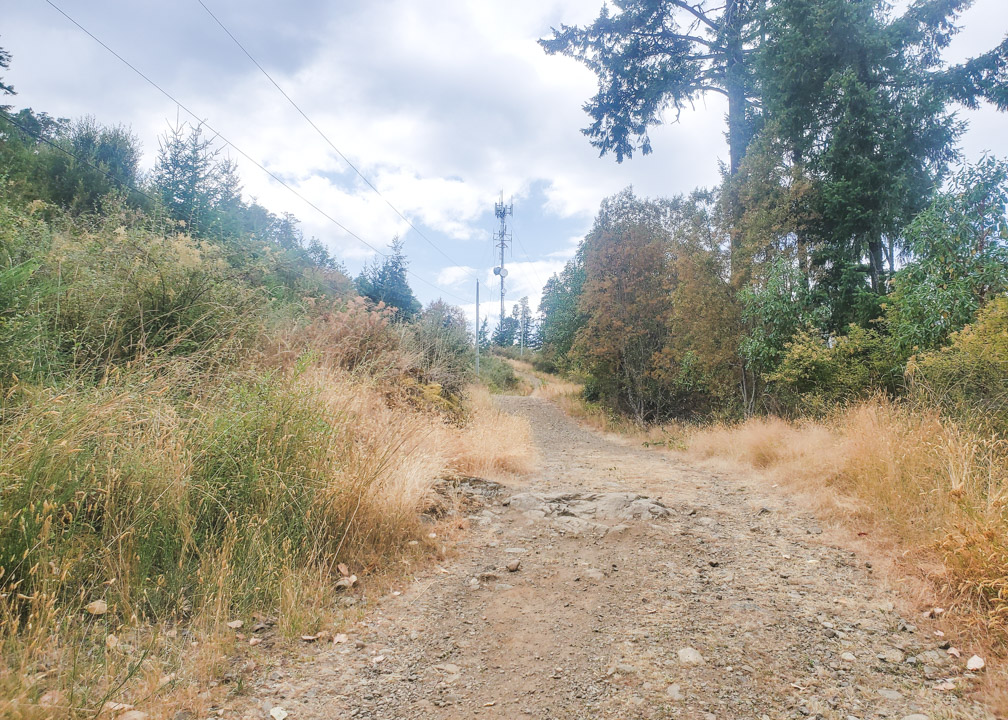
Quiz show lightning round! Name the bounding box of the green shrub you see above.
[478,354,521,393]
[769,324,900,414]
[402,300,473,397]
[886,157,1008,356]
[907,297,1008,432]
[50,225,262,370]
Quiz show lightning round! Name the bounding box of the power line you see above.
[41,0,468,304]
[194,0,479,282]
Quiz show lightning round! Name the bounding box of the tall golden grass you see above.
[688,399,1008,642]
[0,359,531,718]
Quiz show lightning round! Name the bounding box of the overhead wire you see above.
[41,0,468,303]
[195,0,480,283]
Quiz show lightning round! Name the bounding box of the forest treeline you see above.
[536,0,1008,428]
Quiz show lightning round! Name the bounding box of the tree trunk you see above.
[724,0,747,178]
[867,237,884,294]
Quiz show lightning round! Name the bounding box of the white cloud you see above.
[4,0,1007,308]
[437,265,479,287]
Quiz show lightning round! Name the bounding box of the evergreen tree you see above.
[492,306,519,347]
[540,1,764,175]
[0,42,15,106]
[754,0,1008,328]
[354,236,421,319]
[153,121,221,235]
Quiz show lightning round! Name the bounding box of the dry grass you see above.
[444,387,536,478]
[687,398,1008,699]
[0,361,532,719]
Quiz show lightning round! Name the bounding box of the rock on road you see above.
[233,396,992,720]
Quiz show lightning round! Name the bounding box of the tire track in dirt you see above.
[230,396,992,720]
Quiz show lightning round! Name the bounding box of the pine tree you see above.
[354,236,421,319]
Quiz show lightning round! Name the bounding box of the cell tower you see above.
[492,191,513,331]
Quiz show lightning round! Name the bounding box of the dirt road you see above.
[233,396,992,719]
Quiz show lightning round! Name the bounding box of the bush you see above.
[886,157,1008,356]
[907,297,1008,433]
[273,296,403,377]
[49,225,261,371]
[402,300,473,397]
[478,354,521,393]
[768,324,900,414]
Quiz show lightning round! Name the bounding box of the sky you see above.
[3,0,1007,330]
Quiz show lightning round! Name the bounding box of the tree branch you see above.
[667,0,720,31]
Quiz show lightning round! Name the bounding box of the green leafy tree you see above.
[44,116,143,213]
[354,236,421,319]
[887,157,1008,356]
[540,0,764,175]
[0,108,69,204]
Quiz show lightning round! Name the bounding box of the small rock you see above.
[966,655,985,671]
[335,574,358,590]
[226,620,243,629]
[841,652,856,663]
[678,647,704,666]
[120,713,147,720]
[902,715,929,720]
[86,599,108,615]
[878,688,902,701]
[665,683,683,700]
[879,647,904,664]
[506,560,521,573]
[269,708,288,720]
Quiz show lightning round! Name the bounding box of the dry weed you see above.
[686,398,1008,646]
[0,359,532,717]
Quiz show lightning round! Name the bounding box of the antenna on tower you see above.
[491,190,513,334]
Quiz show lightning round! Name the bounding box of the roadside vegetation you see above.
[527,0,1008,708]
[0,54,532,718]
